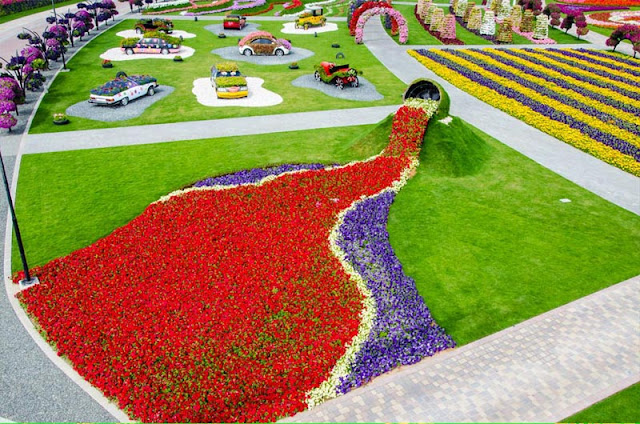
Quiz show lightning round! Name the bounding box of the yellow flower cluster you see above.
[528,50,640,96]
[461,49,640,145]
[408,50,640,176]
[431,50,638,147]
[577,49,640,73]
[489,49,640,112]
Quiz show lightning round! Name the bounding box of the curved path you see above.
[1,12,639,423]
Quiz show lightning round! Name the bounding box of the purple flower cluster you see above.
[583,49,640,68]
[557,4,628,14]
[186,0,266,16]
[193,163,327,187]
[530,48,638,88]
[336,191,455,393]
[415,49,640,161]
[550,48,640,78]
[502,49,640,102]
[450,49,640,138]
[476,49,640,117]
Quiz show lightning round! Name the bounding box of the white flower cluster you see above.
[306,155,421,409]
[146,0,190,9]
[403,97,439,118]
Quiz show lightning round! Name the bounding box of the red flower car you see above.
[223,14,247,30]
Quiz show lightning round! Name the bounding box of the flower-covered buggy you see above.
[238,31,291,56]
[314,61,359,89]
[295,7,326,30]
[210,62,248,99]
[89,73,158,106]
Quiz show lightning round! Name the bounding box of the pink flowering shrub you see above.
[355,7,408,44]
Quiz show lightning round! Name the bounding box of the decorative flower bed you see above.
[557,0,640,5]
[409,48,640,176]
[587,11,640,28]
[414,6,464,45]
[90,75,157,96]
[15,99,451,422]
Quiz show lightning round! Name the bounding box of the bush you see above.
[120,37,140,47]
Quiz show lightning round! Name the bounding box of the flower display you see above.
[354,7,409,44]
[479,10,496,36]
[90,75,157,96]
[556,0,639,5]
[409,48,640,175]
[15,100,449,422]
[532,13,550,40]
[441,14,457,39]
[455,0,466,17]
[467,7,482,31]
[0,113,17,130]
[519,9,535,33]
[415,5,464,44]
[588,10,640,28]
[0,100,16,114]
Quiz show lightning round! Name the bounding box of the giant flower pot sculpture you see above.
[15,97,453,422]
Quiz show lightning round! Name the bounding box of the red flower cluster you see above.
[16,105,429,422]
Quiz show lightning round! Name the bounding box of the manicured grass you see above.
[388,117,640,345]
[29,19,406,134]
[0,0,77,25]
[15,117,640,347]
[548,27,590,44]
[14,123,386,268]
[562,383,640,423]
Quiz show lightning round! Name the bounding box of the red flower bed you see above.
[16,105,430,422]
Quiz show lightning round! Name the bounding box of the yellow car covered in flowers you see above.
[210,62,249,99]
[295,6,326,30]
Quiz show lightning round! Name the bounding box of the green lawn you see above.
[0,0,78,25]
[29,19,406,134]
[387,117,640,345]
[562,383,640,423]
[15,117,640,347]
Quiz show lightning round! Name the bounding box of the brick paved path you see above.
[283,276,640,422]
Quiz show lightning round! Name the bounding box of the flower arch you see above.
[349,1,392,35]
[355,7,408,44]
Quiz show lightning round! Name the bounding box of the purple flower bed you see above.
[185,0,265,16]
[530,48,639,88]
[415,49,640,161]
[193,163,327,187]
[582,49,640,68]
[475,50,640,116]
[502,49,640,102]
[336,191,455,393]
[549,48,640,78]
[454,50,640,137]
[557,5,628,14]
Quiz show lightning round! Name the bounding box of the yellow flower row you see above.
[527,49,640,95]
[576,49,640,74]
[592,49,640,67]
[541,49,640,85]
[432,49,638,147]
[489,48,640,112]
[407,50,640,176]
[461,49,640,145]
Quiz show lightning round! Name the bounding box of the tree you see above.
[43,25,70,69]
[575,12,589,39]
[543,3,562,28]
[606,24,639,53]
[561,13,575,33]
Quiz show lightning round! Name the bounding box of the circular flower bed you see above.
[15,100,449,422]
[586,10,640,28]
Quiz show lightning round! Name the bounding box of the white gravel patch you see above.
[115,29,197,39]
[192,77,283,107]
[280,22,339,34]
[100,46,195,61]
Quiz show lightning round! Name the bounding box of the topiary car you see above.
[134,18,174,34]
[210,62,248,99]
[314,61,359,89]
[223,14,247,30]
[238,31,291,56]
[89,72,158,106]
[295,6,326,30]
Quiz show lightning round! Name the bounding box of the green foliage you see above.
[215,61,240,72]
[120,37,140,47]
[143,31,182,45]
[215,76,247,87]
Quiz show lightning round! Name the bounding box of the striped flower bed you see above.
[15,100,452,422]
[409,48,640,175]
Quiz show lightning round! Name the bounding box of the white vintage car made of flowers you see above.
[89,74,158,106]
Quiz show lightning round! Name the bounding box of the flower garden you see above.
[2,0,640,420]
[409,47,640,175]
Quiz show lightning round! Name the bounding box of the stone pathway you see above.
[284,276,640,422]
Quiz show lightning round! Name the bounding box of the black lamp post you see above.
[0,147,38,288]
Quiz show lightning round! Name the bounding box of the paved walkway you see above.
[19,106,399,154]
[284,276,640,422]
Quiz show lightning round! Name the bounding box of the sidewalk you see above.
[283,276,640,422]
